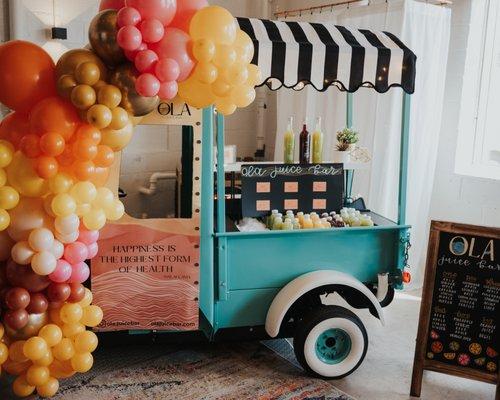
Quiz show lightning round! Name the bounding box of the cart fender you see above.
[265,270,385,338]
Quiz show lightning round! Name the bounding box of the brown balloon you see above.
[3,308,29,330]
[55,49,108,81]
[46,283,71,303]
[68,283,86,303]
[109,64,160,117]
[4,311,49,340]
[89,10,126,67]
[5,287,30,310]
[26,292,48,314]
[5,260,51,292]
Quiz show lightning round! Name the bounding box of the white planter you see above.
[332,151,350,163]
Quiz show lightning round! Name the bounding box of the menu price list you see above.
[425,232,499,374]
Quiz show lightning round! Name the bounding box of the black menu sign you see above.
[411,221,499,399]
[240,163,344,217]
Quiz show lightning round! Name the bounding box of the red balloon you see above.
[5,287,30,310]
[5,259,51,292]
[46,283,71,303]
[99,0,125,11]
[126,0,177,26]
[170,0,208,32]
[29,97,80,141]
[67,283,86,303]
[4,308,29,330]
[0,111,30,149]
[26,292,49,314]
[0,40,56,111]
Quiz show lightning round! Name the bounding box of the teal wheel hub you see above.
[315,328,352,364]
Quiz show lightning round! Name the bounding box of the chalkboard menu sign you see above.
[240,163,344,217]
[411,221,499,399]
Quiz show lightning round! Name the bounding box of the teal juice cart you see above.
[98,17,416,380]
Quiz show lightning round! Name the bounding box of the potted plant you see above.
[332,128,358,163]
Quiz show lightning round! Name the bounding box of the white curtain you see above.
[275,0,451,287]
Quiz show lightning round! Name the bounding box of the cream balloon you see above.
[100,120,133,152]
[28,228,55,252]
[55,230,79,244]
[54,214,80,236]
[7,198,53,242]
[11,241,35,265]
[51,240,64,259]
[31,251,57,276]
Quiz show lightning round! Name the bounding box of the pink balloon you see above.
[124,42,148,62]
[136,73,160,96]
[150,28,195,82]
[87,242,99,259]
[117,6,141,27]
[64,242,89,264]
[140,19,165,44]
[69,262,90,284]
[125,0,177,26]
[155,58,180,82]
[135,49,159,72]
[99,0,125,11]
[117,25,143,51]
[158,81,178,100]
[170,0,208,32]
[78,228,99,245]
[49,259,72,283]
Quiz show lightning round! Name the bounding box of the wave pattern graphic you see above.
[93,271,199,332]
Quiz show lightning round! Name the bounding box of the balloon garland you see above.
[0,0,260,397]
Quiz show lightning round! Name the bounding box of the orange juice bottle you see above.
[297,211,305,227]
[302,214,314,229]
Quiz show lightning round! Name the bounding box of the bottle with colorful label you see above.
[283,116,295,164]
[299,118,310,164]
[311,116,324,163]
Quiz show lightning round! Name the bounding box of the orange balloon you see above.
[72,138,98,161]
[2,359,32,376]
[29,97,80,140]
[20,134,42,158]
[34,156,58,179]
[94,145,115,167]
[39,132,65,157]
[90,166,110,187]
[56,148,75,168]
[75,124,101,144]
[0,41,56,111]
[0,112,30,149]
[73,160,95,181]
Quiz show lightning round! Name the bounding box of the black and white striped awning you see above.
[237,17,416,94]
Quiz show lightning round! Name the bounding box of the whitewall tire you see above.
[293,306,368,379]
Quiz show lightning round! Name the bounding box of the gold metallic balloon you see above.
[89,10,126,67]
[55,49,108,81]
[4,312,49,340]
[109,64,160,117]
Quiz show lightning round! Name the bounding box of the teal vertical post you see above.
[398,93,411,225]
[216,112,226,233]
[345,93,354,204]
[200,107,215,326]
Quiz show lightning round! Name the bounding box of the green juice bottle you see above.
[283,116,295,164]
[311,117,324,163]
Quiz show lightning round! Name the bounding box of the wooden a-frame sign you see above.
[411,221,499,399]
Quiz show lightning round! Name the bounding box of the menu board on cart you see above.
[411,221,499,399]
[240,163,344,217]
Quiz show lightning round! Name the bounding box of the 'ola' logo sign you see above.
[157,102,192,117]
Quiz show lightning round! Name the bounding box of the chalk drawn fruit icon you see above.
[486,347,498,358]
[430,330,439,340]
[427,352,434,359]
[443,353,456,360]
[457,353,471,366]
[474,357,486,366]
[469,343,482,356]
[449,341,460,351]
[486,362,497,372]
[431,341,443,354]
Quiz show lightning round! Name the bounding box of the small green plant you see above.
[336,142,350,151]
[336,128,359,145]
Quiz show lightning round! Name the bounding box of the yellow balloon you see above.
[82,208,106,230]
[223,63,249,85]
[234,30,254,64]
[13,375,36,397]
[79,288,93,308]
[0,186,19,210]
[190,6,238,45]
[36,376,59,398]
[100,120,134,152]
[215,99,237,116]
[194,62,218,84]
[247,64,263,87]
[23,337,48,361]
[76,203,92,217]
[60,303,83,324]
[193,38,216,62]
[0,140,14,168]
[6,152,49,198]
[106,199,125,221]
[38,324,63,347]
[230,85,256,108]
[70,181,97,204]
[0,168,7,186]
[52,338,75,362]
[211,78,232,97]
[51,193,77,217]
[213,45,237,68]
[71,352,93,373]
[49,173,74,194]
[0,342,8,364]
[74,331,98,353]
[178,79,215,109]
[81,305,103,327]
[62,322,86,339]
[49,359,75,379]
[33,350,54,367]
[93,187,114,209]
[0,209,10,231]
[26,364,50,386]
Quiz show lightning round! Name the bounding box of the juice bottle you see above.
[267,209,278,229]
[283,116,295,164]
[297,211,305,227]
[272,213,283,230]
[313,218,324,229]
[311,116,324,163]
[299,118,310,164]
[293,218,301,230]
[283,218,293,230]
[321,218,331,228]
[286,210,295,220]
[302,214,313,229]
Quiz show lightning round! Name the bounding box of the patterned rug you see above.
[1,341,355,400]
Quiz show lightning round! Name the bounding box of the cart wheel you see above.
[293,306,368,379]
